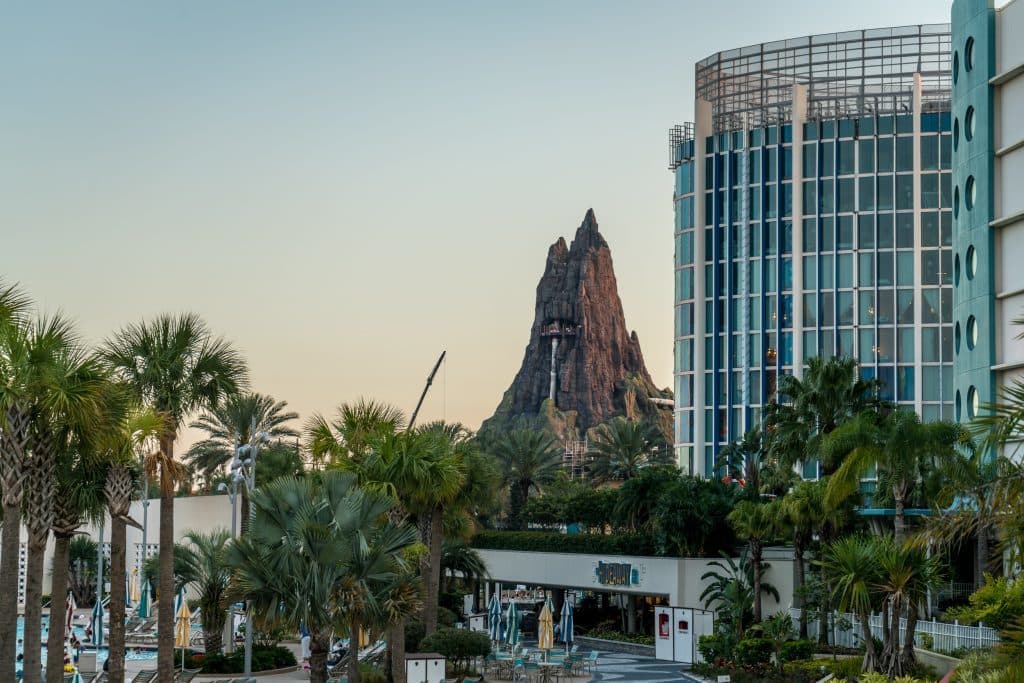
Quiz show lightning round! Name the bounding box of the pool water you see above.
[16,615,157,672]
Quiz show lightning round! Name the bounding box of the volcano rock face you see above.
[483,209,669,439]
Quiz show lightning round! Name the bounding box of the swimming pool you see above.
[16,615,157,673]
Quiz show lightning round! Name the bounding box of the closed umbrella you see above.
[90,600,104,646]
[69,670,84,683]
[505,602,519,648]
[136,579,150,619]
[487,593,502,642]
[129,567,141,604]
[66,591,77,634]
[538,602,554,651]
[175,589,192,669]
[559,597,574,652]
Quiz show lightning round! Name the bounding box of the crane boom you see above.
[408,350,446,430]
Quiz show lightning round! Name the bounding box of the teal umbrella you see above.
[559,597,574,650]
[488,593,502,642]
[90,600,104,646]
[505,602,519,647]
[136,580,151,618]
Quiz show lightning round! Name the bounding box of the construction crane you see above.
[408,350,446,430]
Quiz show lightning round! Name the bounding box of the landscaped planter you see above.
[576,635,655,656]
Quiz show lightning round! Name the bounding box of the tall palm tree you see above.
[764,356,885,477]
[306,398,406,467]
[103,313,247,681]
[727,500,782,623]
[186,392,297,527]
[488,429,562,529]
[823,409,969,542]
[186,392,298,479]
[1,311,106,680]
[174,530,233,655]
[228,472,418,683]
[781,480,826,638]
[588,417,672,483]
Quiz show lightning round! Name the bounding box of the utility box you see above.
[406,652,446,683]
[654,606,714,664]
[466,613,487,632]
[78,650,98,673]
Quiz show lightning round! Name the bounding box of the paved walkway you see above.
[590,652,704,683]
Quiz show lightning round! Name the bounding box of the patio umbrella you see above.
[129,567,141,604]
[559,597,574,651]
[66,591,77,633]
[136,579,150,619]
[538,602,554,651]
[487,593,502,642]
[69,670,84,683]
[175,589,192,669]
[90,600,104,646]
[505,602,519,648]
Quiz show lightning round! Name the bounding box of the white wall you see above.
[999,0,1024,76]
[475,547,795,613]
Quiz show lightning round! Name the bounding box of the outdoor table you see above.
[536,661,562,683]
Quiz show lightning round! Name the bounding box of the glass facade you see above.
[671,26,954,477]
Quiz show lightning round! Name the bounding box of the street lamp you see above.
[229,428,269,683]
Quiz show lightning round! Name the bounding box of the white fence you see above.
[789,608,1000,654]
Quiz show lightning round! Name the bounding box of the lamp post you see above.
[217,476,239,653]
[231,428,269,683]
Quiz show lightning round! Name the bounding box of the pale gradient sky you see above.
[2,0,953,445]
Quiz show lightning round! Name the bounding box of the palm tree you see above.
[700,550,779,645]
[186,391,297,493]
[440,540,489,595]
[488,429,562,529]
[173,530,233,655]
[306,398,406,467]
[1,312,106,681]
[763,356,885,477]
[103,313,247,681]
[727,500,782,623]
[782,480,826,638]
[824,409,969,542]
[588,417,672,483]
[228,472,419,683]
[819,535,883,673]
[874,538,942,677]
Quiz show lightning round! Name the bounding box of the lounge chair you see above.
[175,668,201,682]
[130,670,158,683]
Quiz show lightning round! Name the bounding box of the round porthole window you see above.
[966,36,975,72]
[954,118,960,150]
[956,390,962,421]
[967,315,979,350]
[966,176,976,210]
[955,321,962,353]
[966,106,976,141]
[967,245,977,279]
[968,385,980,418]
[954,51,960,84]
[954,186,961,218]
[955,253,961,286]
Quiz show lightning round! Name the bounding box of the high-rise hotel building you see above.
[670,26,955,477]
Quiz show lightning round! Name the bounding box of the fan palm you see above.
[764,356,885,477]
[440,540,490,594]
[588,416,672,483]
[305,398,406,467]
[818,535,884,673]
[488,429,562,529]
[824,410,970,542]
[228,472,419,683]
[103,313,247,680]
[700,549,779,644]
[174,530,233,655]
[727,500,783,623]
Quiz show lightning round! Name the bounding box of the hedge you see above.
[185,645,296,673]
[470,531,659,556]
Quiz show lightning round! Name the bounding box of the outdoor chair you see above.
[583,651,599,673]
[552,659,575,683]
[522,660,539,683]
[130,670,158,683]
[569,645,578,654]
[512,657,526,681]
[567,654,583,675]
[175,668,201,682]
[326,677,348,683]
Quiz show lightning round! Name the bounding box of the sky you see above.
[2,0,953,446]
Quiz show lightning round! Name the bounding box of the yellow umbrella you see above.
[129,568,141,604]
[538,603,554,651]
[175,594,192,649]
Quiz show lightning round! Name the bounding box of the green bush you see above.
[944,574,1024,631]
[824,657,863,681]
[583,628,654,646]
[697,633,731,662]
[471,530,658,556]
[405,621,426,653]
[419,628,491,672]
[780,639,814,663]
[186,644,297,673]
[438,606,458,628]
[733,637,774,666]
[359,663,388,683]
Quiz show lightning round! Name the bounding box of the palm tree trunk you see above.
[752,541,763,623]
[46,533,72,683]
[240,489,250,536]
[901,600,920,670]
[860,611,877,672]
[893,487,906,544]
[423,506,444,636]
[794,540,807,639]
[202,615,223,657]
[22,535,47,683]
[818,583,831,646]
[157,437,176,683]
[976,523,990,589]
[309,635,330,683]
[389,621,406,683]
[109,515,127,683]
[0,497,22,676]
[348,617,362,683]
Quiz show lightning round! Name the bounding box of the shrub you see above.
[186,644,296,673]
[582,628,654,646]
[918,633,934,651]
[405,621,426,653]
[470,530,658,556]
[824,657,863,681]
[733,637,774,666]
[359,663,388,683]
[419,628,491,672]
[780,639,814,663]
[697,633,731,663]
[944,574,1024,631]
[438,606,458,628]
